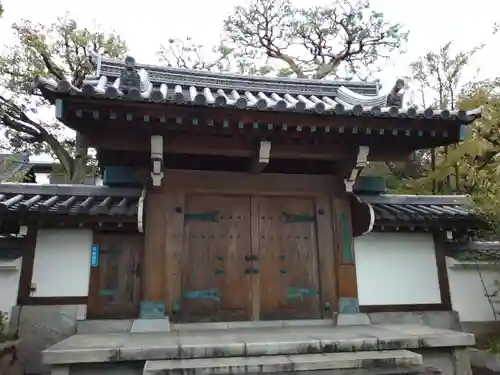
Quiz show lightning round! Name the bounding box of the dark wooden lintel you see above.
[90,133,413,162]
[19,296,88,305]
[360,303,448,313]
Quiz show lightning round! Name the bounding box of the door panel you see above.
[255,196,321,320]
[88,233,142,319]
[181,195,252,322]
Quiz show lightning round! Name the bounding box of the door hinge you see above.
[286,286,319,300]
[282,212,316,223]
[182,288,220,302]
[184,211,219,222]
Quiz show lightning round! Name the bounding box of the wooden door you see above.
[255,196,321,320]
[181,195,252,322]
[87,233,143,319]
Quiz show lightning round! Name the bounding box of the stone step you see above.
[143,350,423,375]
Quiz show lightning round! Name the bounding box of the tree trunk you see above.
[68,157,88,183]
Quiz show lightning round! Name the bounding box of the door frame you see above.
[158,171,342,320]
[87,231,144,319]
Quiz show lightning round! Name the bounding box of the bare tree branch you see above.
[223,0,408,79]
[0,14,127,182]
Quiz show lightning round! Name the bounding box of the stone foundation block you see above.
[336,313,371,326]
[130,318,170,333]
[367,310,462,331]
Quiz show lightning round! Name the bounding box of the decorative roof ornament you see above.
[118,56,141,96]
[84,46,102,80]
[32,52,482,125]
[336,79,405,108]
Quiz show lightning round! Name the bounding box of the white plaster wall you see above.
[0,258,22,321]
[446,257,500,322]
[354,232,441,305]
[31,229,92,297]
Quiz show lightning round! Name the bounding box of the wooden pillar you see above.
[316,195,337,316]
[332,196,359,314]
[433,232,452,310]
[163,189,184,319]
[141,189,167,318]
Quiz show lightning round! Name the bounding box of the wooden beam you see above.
[89,132,356,160]
[88,132,411,162]
[17,226,37,305]
[360,303,448,313]
[333,196,361,314]
[251,141,271,174]
[344,145,369,192]
[142,190,167,307]
[433,232,452,310]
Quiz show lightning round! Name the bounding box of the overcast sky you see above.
[1,0,499,164]
[2,0,499,86]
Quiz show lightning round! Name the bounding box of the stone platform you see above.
[142,350,425,375]
[42,323,475,375]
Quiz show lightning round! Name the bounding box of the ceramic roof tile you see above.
[0,184,482,230]
[31,53,481,124]
[446,241,500,261]
[0,184,140,217]
[359,194,480,229]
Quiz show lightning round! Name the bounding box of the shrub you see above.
[0,311,7,342]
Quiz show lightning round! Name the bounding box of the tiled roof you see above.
[0,184,482,230]
[0,247,22,261]
[445,241,500,261]
[0,153,34,182]
[32,53,481,124]
[0,236,23,261]
[359,194,480,229]
[0,184,139,217]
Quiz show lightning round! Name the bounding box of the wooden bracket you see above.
[344,145,369,192]
[250,140,271,174]
[150,135,164,187]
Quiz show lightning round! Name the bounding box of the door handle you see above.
[245,255,258,261]
[245,267,259,274]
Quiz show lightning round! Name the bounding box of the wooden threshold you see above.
[19,296,88,305]
[360,303,448,313]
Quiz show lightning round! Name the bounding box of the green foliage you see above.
[379,41,484,192]
[481,337,500,354]
[403,80,500,209]
[358,38,500,236]
[0,15,127,182]
[407,41,483,109]
[0,310,7,340]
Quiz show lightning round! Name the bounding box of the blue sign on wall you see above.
[90,244,99,267]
